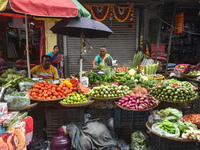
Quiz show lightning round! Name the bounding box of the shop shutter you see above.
[65,10,137,76]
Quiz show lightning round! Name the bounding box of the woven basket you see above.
[185,77,200,84]
[146,121,197,142]
[31,97,65,102]
[59,100,94,107]
[8,102,39,111]
[114,101,158,112]
[183,74,200,78]
[158,98,196,103]
[90,97,122,101]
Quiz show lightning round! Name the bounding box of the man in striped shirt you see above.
[30,55,59,81]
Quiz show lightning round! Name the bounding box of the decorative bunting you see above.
[84,4,134,23]
[90,5,110,22]
[174,12,184,34]
[113,4,133,22]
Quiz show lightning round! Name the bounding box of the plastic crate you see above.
[85,109,114,121]
[150,132,199,150]
[45,107,85,140]
[193,97,200,114]
[28,107,47,140]
[114,109,150,128]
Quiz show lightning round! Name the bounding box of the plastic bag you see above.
[4,92,30,108]
[152,122,180,138]
[148,110,162,124]
[117,139,129,150]
[131,131,150,150]
[19,82,35,92]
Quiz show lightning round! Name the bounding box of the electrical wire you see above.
[156,15,200,35]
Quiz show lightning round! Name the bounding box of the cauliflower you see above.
[141,76,148,81]
[128,69,136,77]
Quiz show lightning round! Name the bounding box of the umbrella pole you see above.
[25,14,31,78]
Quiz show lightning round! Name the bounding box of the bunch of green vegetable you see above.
[4,91,30,108]
[149,81,197,102]
[158,120,179,134]
[86,72,100,82]
[131,131,150,150]
[144,62,159,74]
[167,79,180,84]
[131,51,143,68]
[112,71,131,83]
[89,84,131,98]
[177,81,195,89]
[139,79,160,89]
[61,92,89,104]
[122,80,136,90]
[2,76,24,89]
[187,70,200,75]
[0,69,19,85]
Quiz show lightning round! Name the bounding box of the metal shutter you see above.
[64,9,137,76]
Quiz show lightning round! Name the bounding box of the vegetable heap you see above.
[86,72,112,83]
[139,79,160,89]
[116,94,158,110]
[28,81,73,99]
[89,84,130,98]
[60,92,89,104]
[116,66,129,72]
[149,80,197,102]
[112,71,131,83]
[144,62,159,74]
[184,63,200,74]
[151,108,200,139]
[167,79,195,89]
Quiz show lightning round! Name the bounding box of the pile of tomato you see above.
[28,81,75,100]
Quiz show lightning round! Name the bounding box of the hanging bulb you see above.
[82,47,87,55]
[87,46,93,53]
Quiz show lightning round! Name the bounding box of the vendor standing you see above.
[47,45,63,75]
[92,46,114,70]
[30,55,59,81]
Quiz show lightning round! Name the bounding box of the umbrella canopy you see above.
[50,17,113,38]
[0,0,91,18]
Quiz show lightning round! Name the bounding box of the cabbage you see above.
[6,69,16,74]
[1,73,8,78]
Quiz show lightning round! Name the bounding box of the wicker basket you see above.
[59,100,94,107]
[31,97,65,102]
[8,102,39,111]
[183,74,200,78]
[90,97,122,101]
[158,98,196,103]
[146,121,197,142]
[114,101,158,112]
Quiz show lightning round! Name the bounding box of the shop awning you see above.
[0,0,91,18]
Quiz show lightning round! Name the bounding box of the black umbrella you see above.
[50,17,113,38]
[50,17,113,82]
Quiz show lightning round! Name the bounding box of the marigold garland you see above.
[84,4,134,23]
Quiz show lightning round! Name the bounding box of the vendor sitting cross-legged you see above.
[30,55,59,81]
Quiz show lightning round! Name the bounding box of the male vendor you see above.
[30,55,59,81]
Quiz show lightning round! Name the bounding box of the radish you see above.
[132,100,136,103]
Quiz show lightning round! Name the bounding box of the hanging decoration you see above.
[90,4,111,22]
[129,10,134,27]
[174,12,184,34]
[113,4,133,22]
[84,4,134,23]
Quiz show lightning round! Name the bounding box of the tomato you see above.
[35,88,39,93]
[50,95,53,98]
[63,92,67,95]
[41,97,45,99]
[62,87,67,91]
[57,95,61,98]
[32,84,37,88]
[40,81,45,84]
[32,92,37,96]
[41,87,45,91]
[44,93,48,97]
[46,97,51,99]
[30,96,33,99]
[37,97,41,99]
[48,86,52,89]
[33,96,38,99]
[47,91,52,95]
[38,94,42,97]
[29,89,33,92]
[39,90,43,93]
[59,84,63,88]
[44,90,48,93]
[56,87,61,92]
[52,90,56,93]
[73,87,77,91]
[44,82,48,85]
[52,87,56,90]
[52,96,57,99]
[53,92,59,96]
[40,84,44,87]
[60,93,64,97]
